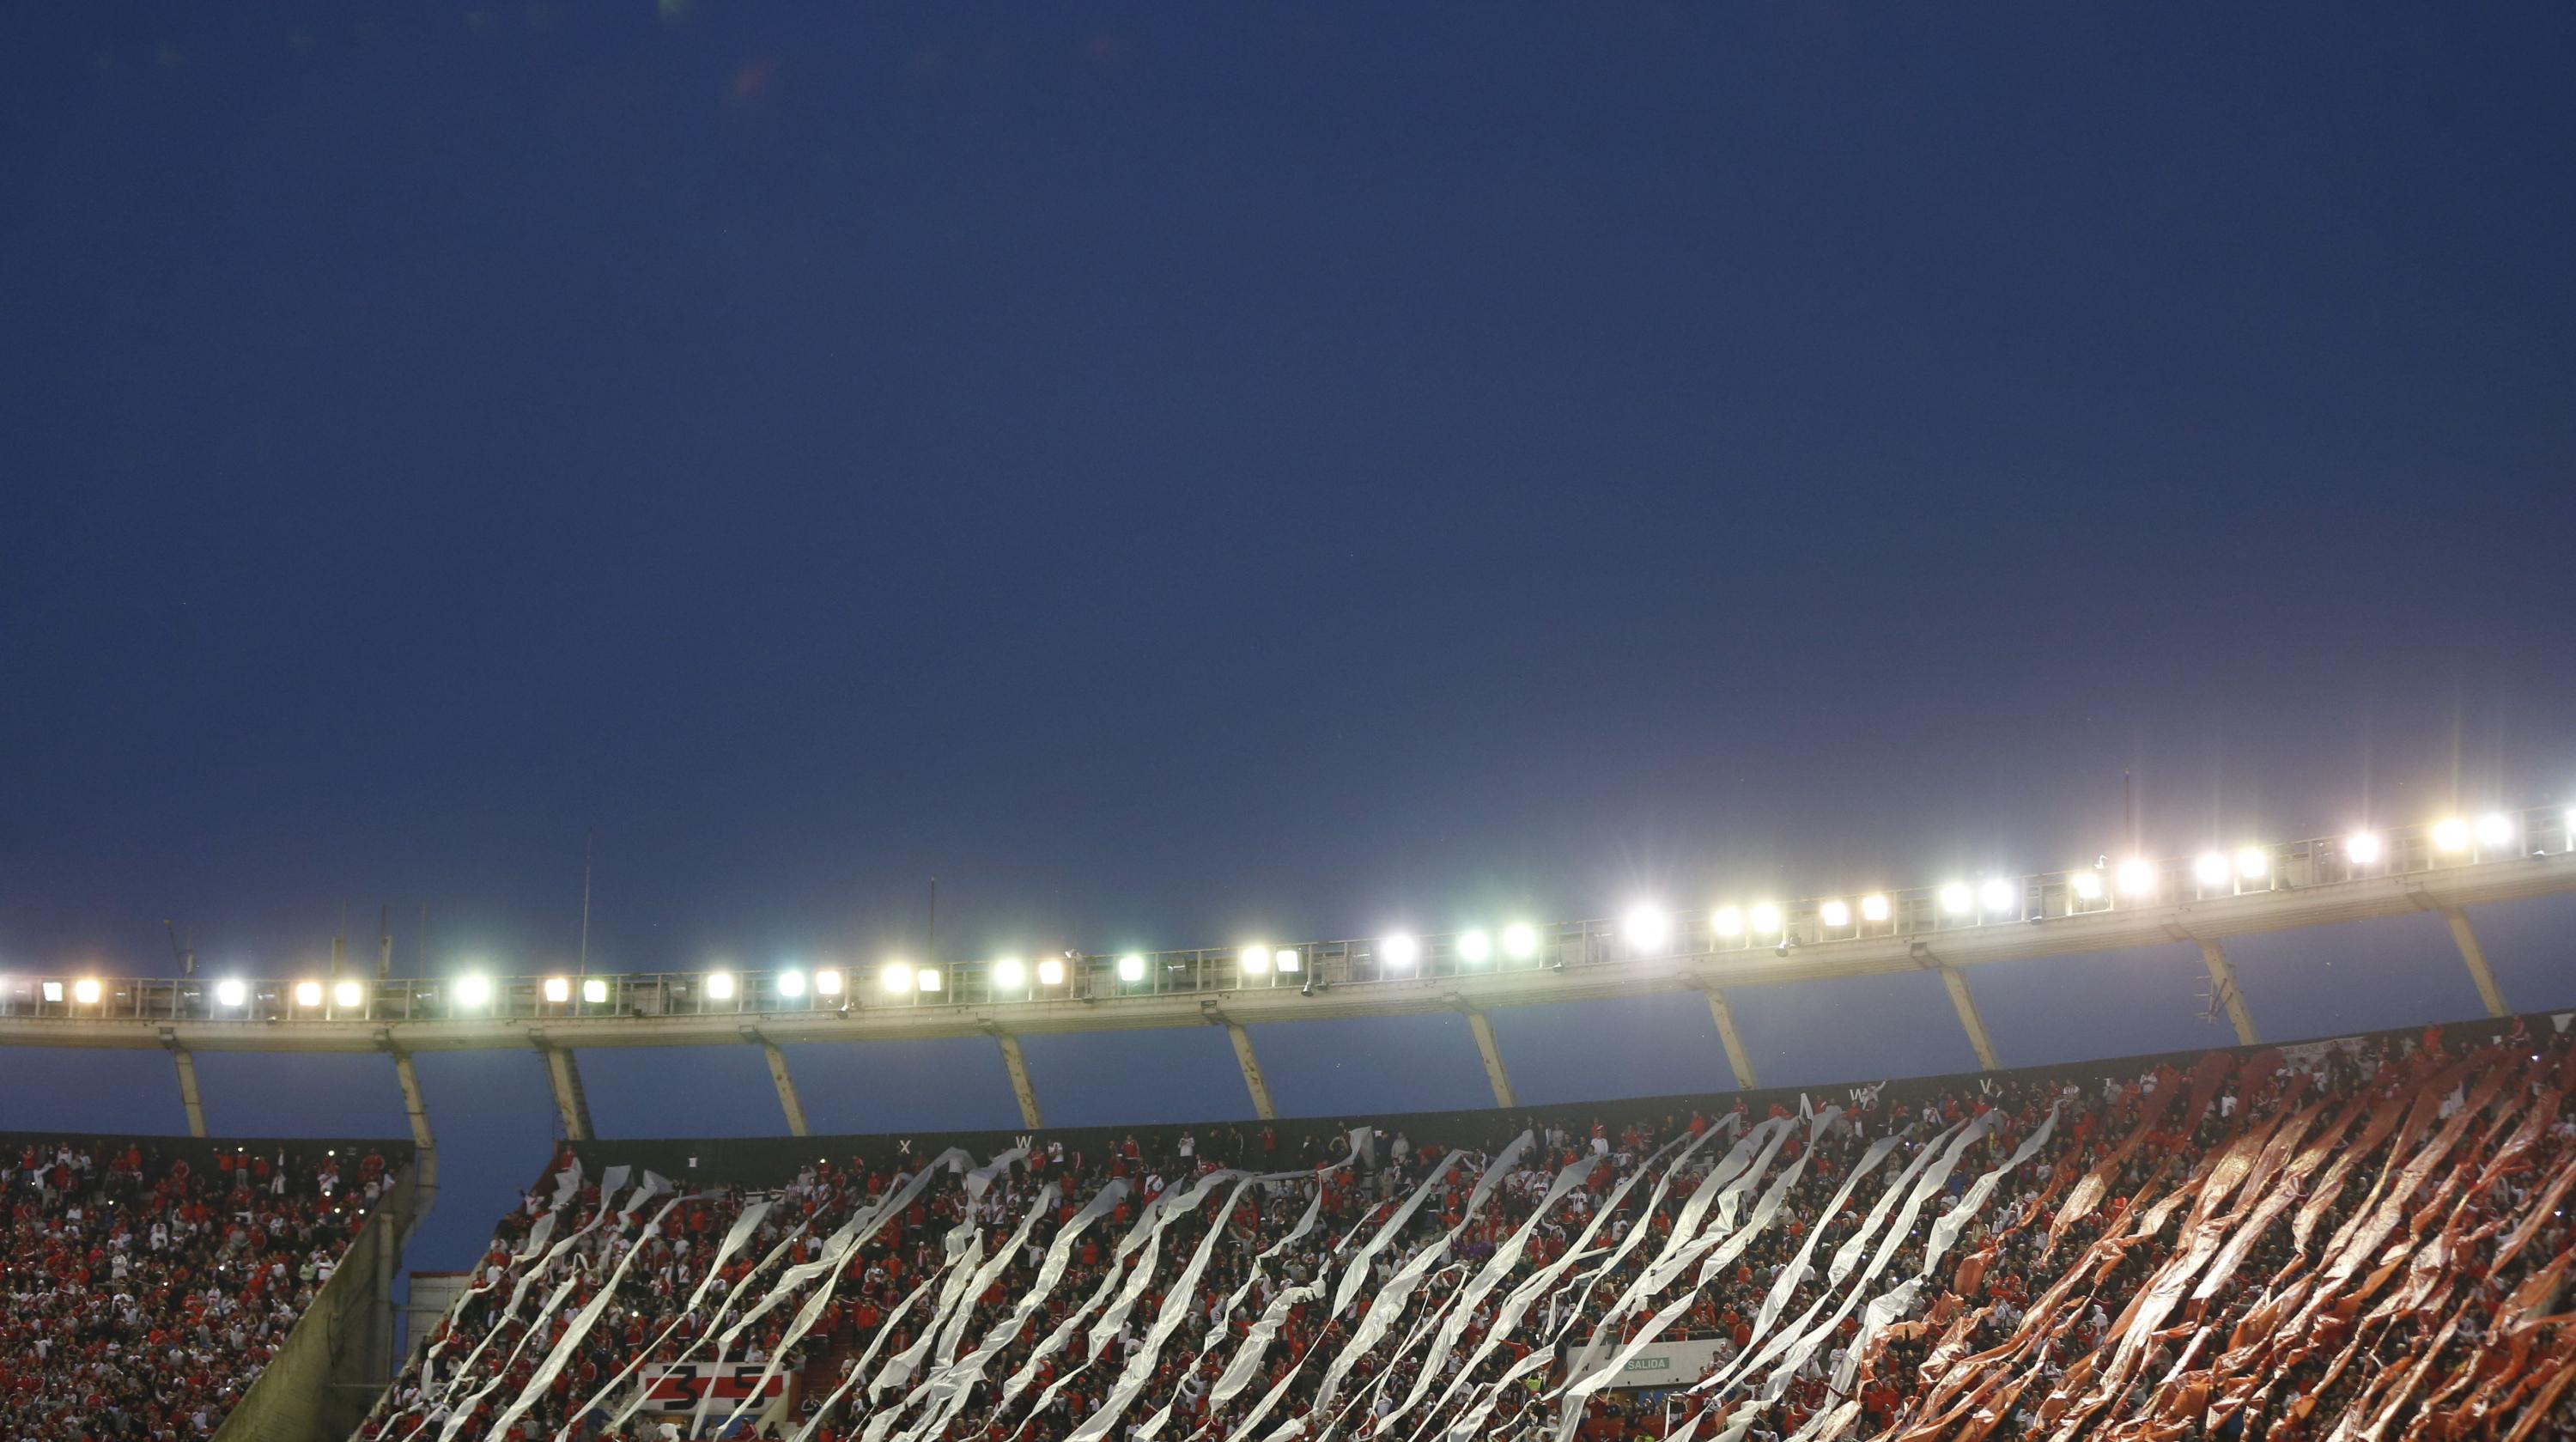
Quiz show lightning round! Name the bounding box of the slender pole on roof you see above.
[579,831,595,976]
[926,876,938,971]
[417,902,428,979]
[378,904,392,980]
[332,904,347,980]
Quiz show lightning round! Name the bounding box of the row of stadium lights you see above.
[4,809,2555,1013]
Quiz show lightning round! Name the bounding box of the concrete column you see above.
[1938,966,2002,1071]
[993,1031,1043,1129]
[2440,906,2509,1019]
[1463,1007,1518,1109]
[542,1045,592,1141]
[388,1047,439,1246]
[1224,1021,1278,1121]
[170,1044,208,1138]
[2196,940,2261,1045]
[759,1039,811,1137]
[1703,988,1758,1091]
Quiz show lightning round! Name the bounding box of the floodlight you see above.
[581,977,611,1005]
[1240,946,1272,975]
[1457,930,1493,964]
[2193,853,2231,887]
[294,980,323,1007]
[812,969,843,997]
[2070,871,2104,901]
[1117,953,1145,983]
[1621,906,1672,952]
[2476,812,2513,848]
[777,970,808,998]
[1981,879,2017,914]
[214,978,247,1008]
[1379,934,1421,969]
[1036,957,1066,987]
[1938,883,1973,916]
[1502,922,1540,960]
[1860,894,1891,922]
[542,976,570,1003]
[2344,831,2382,865]
[2432,818,2469,852]
[705,971,738,1001]
[916,968,941,993]
[992,958,1027,990]
[72,977,101,1006]
[881,963,914,994]
[334,979,365,1008]
[2116,859,2155,896]
[41,981,64,1004]
[1274,949,1301,973]
[2235,847,2268,879]
[1711,906,1744,938]
[454,974,492,1007]
[1819,899,1851,928]
[1747,903,1782,935]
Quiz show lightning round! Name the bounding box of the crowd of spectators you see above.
[2,1135,403,1441]
[369,1015,2576,1442]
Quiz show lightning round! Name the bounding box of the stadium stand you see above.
[368,1013,2576,1442]
[1,1133,412,1441]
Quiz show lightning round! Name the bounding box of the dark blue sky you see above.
[4,3,2573,1269]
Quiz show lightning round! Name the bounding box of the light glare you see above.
[1457,930,1493,964]
[294,980,323,1007]
[1711,906,1743,937]
[1819,899,1851,928]
[1748,903,1782,935]
[705,971,738,1001]
[2432,818,2469,852]
[2235,847,2268,879]
[1860,894,1891,922]
[2194,853,2232,886]
[214,978,247,1008]
[1274,948,1301,973]
[1502,922,1540,959]
[777,970,808,998]
[992,958,1027,990]
[455,975,492,1007]
[2476,812,2513,848]
[1117,953,1145,983]
[1939,883,1972,916]
[334,979,364,1008]
[916,968,941,993]
[2070,871,2104,901]
[542,976,570,1003]
[582,977,611,1005]
[74,978,101,1006]
[1037,957,1067,987]
[1379,934,1420,968]
[881,963,914,994]
[2116,859,2155,896]
[1621,906,1672,952]
[1981,879,2017,913]
[1240,946,1272,975]
[2344,831,2382,865]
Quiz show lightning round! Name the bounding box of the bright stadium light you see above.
[294,980,323,1008]
[1819,899,1851,928]
[214,978,247,1008]
[1117,953,1145,983]
[1711,906,1744,938]
[1502,922,1540,960]
[812,969,843,997]
[1036,956,1066,987]
[73,977,101,1006]
[1747,903,1782,935]
[881,963,914,994]
[2476,812,2514,848]
[705,971,738,1001]
[2193,852,2232,887]
[777,970,808,998]
[2117,858,2155,897]
[41,981,64,1004]
[2070,870,2104,902]
[1457,929,1493,964]
[1938,883,1972,916]
[1274,948,1301,973]
[1860,894,1891,922]
[2432,818,2469,852]
[1622,906,1672,952]
[542,976,570,1003]
[916,968,941,993]
[1380,934,1420,969]
[992,958,1027,990]
[2345,831,2383,865]
[455,974,492,1008]
[581,977,610,1005]
[334,979,364,1008]
[2235,847,2269,879]
[1240,946,1272,976]
[1980,878,2018,914]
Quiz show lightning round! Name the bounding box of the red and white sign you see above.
[638,1363,787,1408]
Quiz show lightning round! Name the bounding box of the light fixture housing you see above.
[916,968,941,993]
[214,978,248,1008]
[1273,948,1301,973]
[1037,956,1067,987]
[1501,922,1540,960]
[294,980,323,1008]
[777,970,808,998]
[2194,852,2232,886]
[1621,906,1672,952]
[2116,858,2155,897]
[1980,879,2018,914]
[2344,831,2382,865]
[1860,894,1891,922]
[1711,906,1744,938]
[542,976,570,1003]
[334,979,365,1008]
[2432,818,2469,852]
[1819,899,1851,928]
[812,969,843,997]
[992,958,1027,990]
[2476,812,2513,848]
[2235,847,2269,879]
[582,977,611,1005]
[1240,946,1272,975]
[1379,934,1420,969]
[454,975,493,1007]
[1748,903,1782,935]
[1116,953,1145,983]
[2070,871,2104,901]
[1456,929,1493,964]
[881,963,914,994]
[1938,883,1972,916]
[704,971,738,1001]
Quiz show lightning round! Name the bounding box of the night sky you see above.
[4,3,2574,1273]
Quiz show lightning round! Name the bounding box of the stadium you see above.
[9,805,2576,1441]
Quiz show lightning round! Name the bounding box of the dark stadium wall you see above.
[212,1165,416,1442]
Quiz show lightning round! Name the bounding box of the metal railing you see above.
[3,802,2567,1029]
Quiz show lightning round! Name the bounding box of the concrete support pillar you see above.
[1938,966,2002,1072]
[2440,906,2509,1019]
[1463,1007,1518,1109]
[993,1031,1043,1129]
[1224,1021,1278,1121]
[1703,988,1759,1091]
[2196,940,2261,1045]
[170,1044,208,1138]
[759,1040,811,1137]
[388,1047,436,1372]
[542,1045,592,1141]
